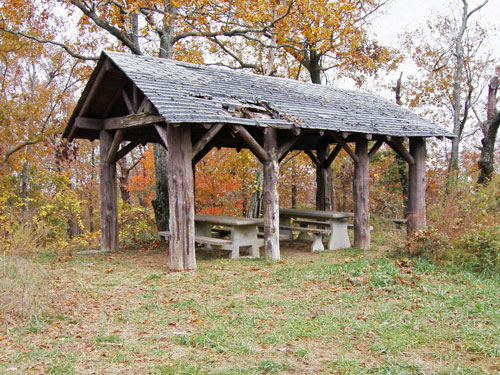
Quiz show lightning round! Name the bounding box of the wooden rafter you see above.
[387,138,415,165]
[192,123,224,161]
[304,147,320,167]
[368,140,384,160]
[106,129,125,164]
[330,132,359,164]
[80,59,112,117]
[112,136,147,163]
[323,144,341,168]
[154,124,169,150]
[277,135,299,161]
[232,125,268,163]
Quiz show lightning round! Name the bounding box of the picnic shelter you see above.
[63,51,452,271]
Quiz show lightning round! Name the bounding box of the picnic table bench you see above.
[279,209,354,252]
[159,215,263,259]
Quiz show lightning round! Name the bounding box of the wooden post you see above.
[166,124,196,271]
[263,127,280,260]
[99,130,118,252]
[353,138,370,249]
[407,137,427,235]
[316,144,334,211]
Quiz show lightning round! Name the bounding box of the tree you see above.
[477,72,500,184]
[402,0,492,178]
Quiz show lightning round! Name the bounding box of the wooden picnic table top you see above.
[279,209,353,220]
[195,214,263,226]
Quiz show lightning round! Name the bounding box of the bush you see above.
[453,224,500,274]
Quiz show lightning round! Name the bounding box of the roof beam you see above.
[104,113,164,130]
[154,124,168,150]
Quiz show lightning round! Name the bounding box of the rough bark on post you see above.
[263,127,280,260]
[353,138,370,249]
[166,124,196,271]
[407,137,427,235]
[99,130,118,252]
[316,144,334,211]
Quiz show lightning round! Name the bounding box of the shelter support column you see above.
[407,137,427,235]
[166,124,196,271]
[353,138,370,249]
[99,130,118,252]
[263,127,280,260]
[316,144,334,211]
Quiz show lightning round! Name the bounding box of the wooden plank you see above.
[192,123,224,160]
[99,130,118,252]
[368,139,384,160]
[388,139,415,165]
[137,96,153,113]
[407,137,427,234]
[106,129,125,164]
[353,138,370,249]
[104,113,164,130]
[330,132,360,163]
[194,235,232,246]
[263,127,280,260]
[232,125,268,163]
[167,124,196,271]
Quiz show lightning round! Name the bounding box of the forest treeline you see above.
[0,0,498,271]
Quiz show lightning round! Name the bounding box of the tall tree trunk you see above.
[152,7,176,231]
[20,159,29,213]
[247,168,263,218]
[449,0,488,175]
[118,157,132,204]
[478,76,499,184]
[393,72,409,218]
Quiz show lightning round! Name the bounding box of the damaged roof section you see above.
[66,51,454,139]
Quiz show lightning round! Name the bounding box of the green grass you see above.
[0,243,499,374]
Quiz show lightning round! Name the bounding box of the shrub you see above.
[453,224,500,274]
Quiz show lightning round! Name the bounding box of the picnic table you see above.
[194,214,264,259]
[279,209,353,251]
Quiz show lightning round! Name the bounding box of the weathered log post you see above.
[166,124,196,271]
[353,138,370,249]
[316,143,334,211]
[263,127,280,260]
[407,137,427,235]
[99,130,118,252]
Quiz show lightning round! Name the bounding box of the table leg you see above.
[311,233,325,252]
[231,225,263,259]
[195,222,213,249]
[328,219,350,250]
[279,215,294,240]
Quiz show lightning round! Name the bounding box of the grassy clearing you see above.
[0,238,499,374]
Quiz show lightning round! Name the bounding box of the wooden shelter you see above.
[63,51,452,271]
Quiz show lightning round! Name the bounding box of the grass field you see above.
[1,238,499,374]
